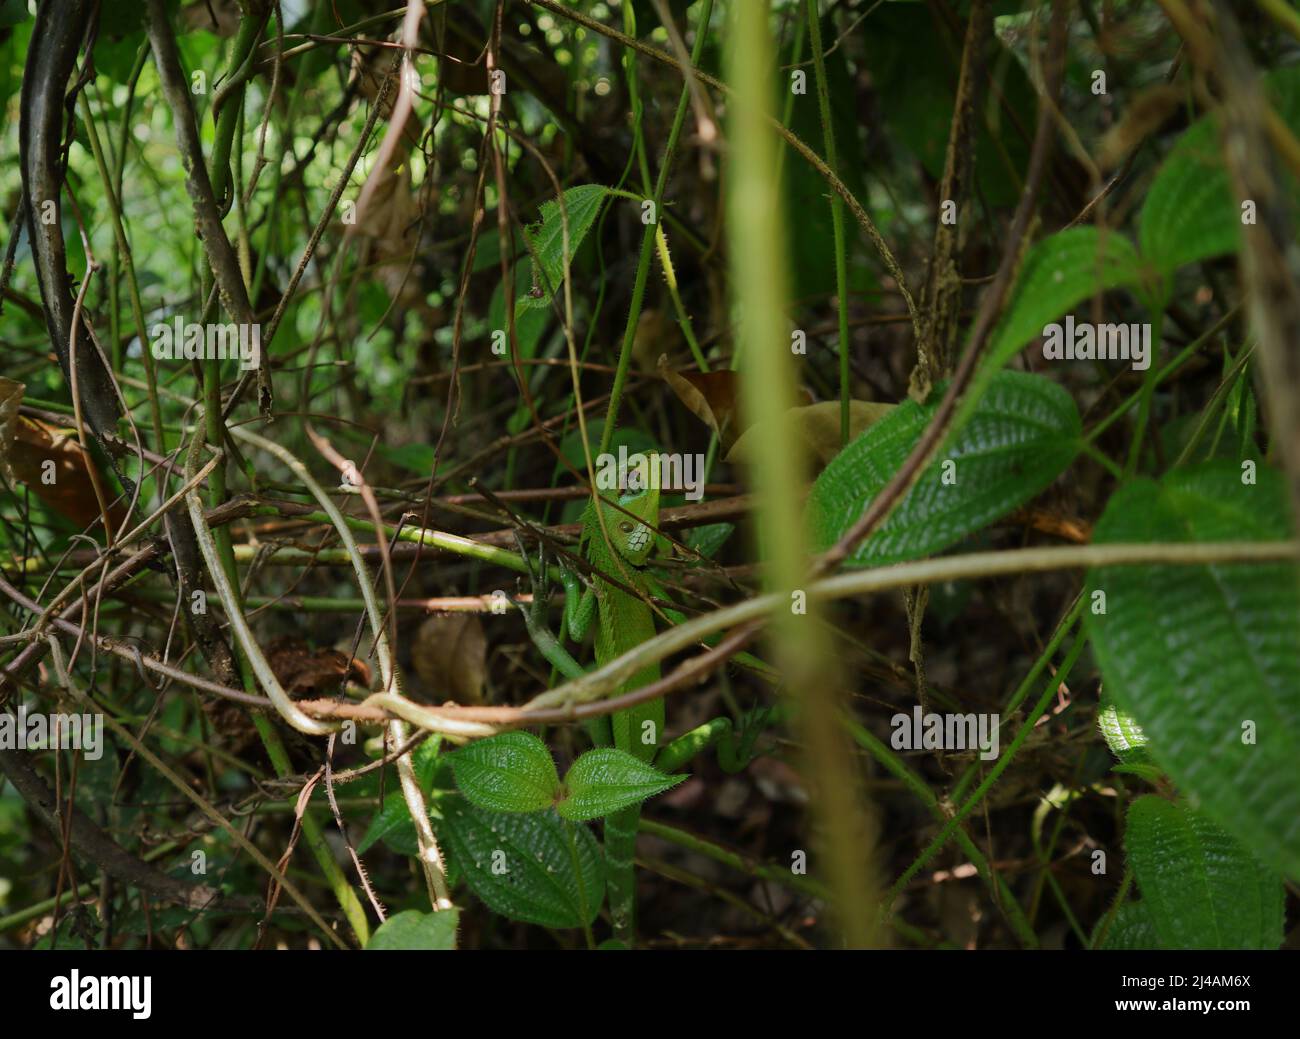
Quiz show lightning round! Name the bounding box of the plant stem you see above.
[804,0,852,445]
[597,0,716,458]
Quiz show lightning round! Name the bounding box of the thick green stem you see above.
[804,0,852,445]
[597,0,715,457]
[209,6,268,213]
[726,0,881,948]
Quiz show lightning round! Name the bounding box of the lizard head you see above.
[596,485,660,566]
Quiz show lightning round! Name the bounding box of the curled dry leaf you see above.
[267,636,372,697]
[726,400,895,468]
[411,613,488,705]
[1,380,125,532]
[352,159,424,301]
[658,355,741,452]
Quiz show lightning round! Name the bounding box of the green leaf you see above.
[518,185,610,310]
[1097,702,1150,764]
[488,279,550,360]
[1140,67,1300,276]
[448,732,561,813]
[1087,462,1300,878]
[1093,901,1160,950]
[685,522,734,561]
[1112,762,1165,783]
[556,749,685,822]
[356,793,419,856]
[1138,117,1239,277]
[366,909,459,950]
[414,736,446,789]
[807,371,1080,567]
[959,228,1142,431]
[436,798,604,929]
[1125,796,1283,949]
[356,740,448,854]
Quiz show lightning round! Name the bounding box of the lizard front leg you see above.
[511,535,611,745]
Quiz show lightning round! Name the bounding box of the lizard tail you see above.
[604,805,641,944]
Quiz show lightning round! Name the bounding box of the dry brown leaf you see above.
[349,46,426,147]
[351,158,426,311]
[725,400,895,467]
[658,355,741,452]
[267,637,372,697]
[1098,83,1184,170]
[180,0,242,36]
[6,411,125,531]
[411,613,487,705]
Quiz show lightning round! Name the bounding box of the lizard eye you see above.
[619,521,634,533]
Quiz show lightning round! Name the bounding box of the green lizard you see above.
[519,478,668,943]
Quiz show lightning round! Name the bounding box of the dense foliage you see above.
[0,0,1298,951]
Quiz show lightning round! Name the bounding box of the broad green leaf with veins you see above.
[957,229,1142,432]
[448,732,561,814]
[807,370,1080,566]
[1140,67,1300,278]
[1125,796,1283,949]
[1093,902,1160,951]
[366,909,459,950]
[518,184,610,310]
[1088,463,1300,878]
[557,748,685,822]
[435,798,604,930]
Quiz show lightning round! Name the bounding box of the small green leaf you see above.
[488,279,550,359]
[1088,462,1300,878]
[414,736,447,789]
[356,739,448,855]
[366,909,459,950]
[1097,702,1150,763]
[958,228,1142,431]
[557,748,685,822]
[518,185,610,310]
[448,732,561,813]
[356,792,419,856]
[1112,762,1165,783]
[807,371,1080,567]
[1125,796,1283,949]
[685,522,734,561]
[436,798,604,929]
